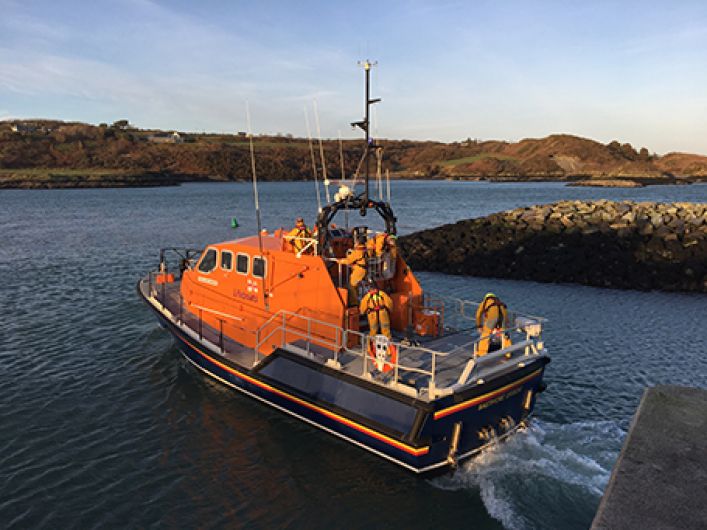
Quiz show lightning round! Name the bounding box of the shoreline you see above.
[0,169,193,189]
[1,171,705,190]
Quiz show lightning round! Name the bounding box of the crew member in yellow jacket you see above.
[286,217,313,254]
[359,287,394,338]
[367,232,398,258]
[367,232,385,256]
[475,293,511,355]
[337,242,368,306]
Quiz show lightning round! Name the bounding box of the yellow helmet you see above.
[484,292,497,300]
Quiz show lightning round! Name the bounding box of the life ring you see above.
[368,334,398,373]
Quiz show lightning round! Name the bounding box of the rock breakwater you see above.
[399,200,707,292]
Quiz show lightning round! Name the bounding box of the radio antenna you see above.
[246,103,262,251]
[246,102,268,309]
[313,100,331,204]
[376,147,383,200]
[338,130,346,183]
[304,107,323,212]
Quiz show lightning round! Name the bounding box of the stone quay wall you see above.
[398,200,707,292]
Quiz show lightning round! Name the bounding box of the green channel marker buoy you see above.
[230,217,239,229]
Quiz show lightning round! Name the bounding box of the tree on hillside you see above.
[112,120,129,129]
[607,140,639,161]
[607,140,621,151]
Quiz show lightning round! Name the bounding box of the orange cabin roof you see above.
[207,230,285,253]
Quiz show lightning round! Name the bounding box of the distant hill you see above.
[1,119,706,187]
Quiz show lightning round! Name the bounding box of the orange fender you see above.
[156,273,175,284]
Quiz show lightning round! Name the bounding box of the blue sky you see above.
[1,0,706,154]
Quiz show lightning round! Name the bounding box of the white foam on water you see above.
[431,419,625,529]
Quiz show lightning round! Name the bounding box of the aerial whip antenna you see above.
[338,130,346,182]
[304,108,323,212]
[376,147,384,200]
[313,100,331,204]
[246,102,268,309]
[246,102,263,255]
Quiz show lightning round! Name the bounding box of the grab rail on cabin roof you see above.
[282,234,319,257]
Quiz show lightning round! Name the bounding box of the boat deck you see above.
[143,279,544,400]
[148,280,257,368]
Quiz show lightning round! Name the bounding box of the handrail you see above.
[283,234,319,257]
[323,257,350,290]
[424,292,548,325]
[146,268,547,401]
[248,300,546,399]
[250,308,461,397]
[157,247,203,278]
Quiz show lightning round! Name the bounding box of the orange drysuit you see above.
[338,244,367,306]
[475,295,511,355]
[360,289,393,338]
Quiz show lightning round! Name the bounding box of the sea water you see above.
[1,181,706,529]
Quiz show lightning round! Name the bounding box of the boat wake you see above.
[431,419,625,529]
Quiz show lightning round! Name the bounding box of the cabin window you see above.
[221,250,233,271]
[197,248,217,273]
[253,257,266,278]
[236,253,249,275]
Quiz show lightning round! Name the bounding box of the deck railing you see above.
[249,304,546,399]
[146,254,547,400]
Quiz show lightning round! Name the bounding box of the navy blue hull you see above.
[141,287,549,474]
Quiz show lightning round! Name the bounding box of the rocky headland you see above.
[398,200,707,292]
[1,119,707,188]
[0,169,194,189]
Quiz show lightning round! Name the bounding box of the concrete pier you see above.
[592,385,707,529]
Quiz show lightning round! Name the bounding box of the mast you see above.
[351,60,380,214]
[316,61,396,254]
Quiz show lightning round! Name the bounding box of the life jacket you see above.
[295,226,312,239]
[289,225,312,252]
[365,292,389,314]
[480,297,507,330]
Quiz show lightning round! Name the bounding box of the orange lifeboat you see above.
[138,62,551,474]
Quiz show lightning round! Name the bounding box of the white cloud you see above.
[0,0,363,136]
[0,1,705,153]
